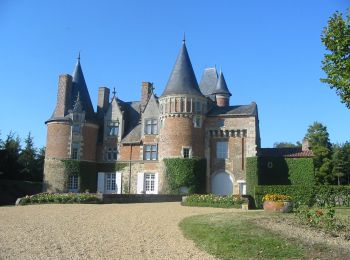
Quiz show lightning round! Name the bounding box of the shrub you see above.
[262,194,292,202]
[182,194,247,208]
[18,192,101,205]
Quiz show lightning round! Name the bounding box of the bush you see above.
[254,185,350,208]
[182,194,247,208]
[262,194,292,202]
[18,193,101,205]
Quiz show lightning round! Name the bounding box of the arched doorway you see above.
[211,171,233,195]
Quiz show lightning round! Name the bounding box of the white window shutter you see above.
[97,172,105,193]
[116,172,122,194]
[154,173,159,194]
[137,172,144,194]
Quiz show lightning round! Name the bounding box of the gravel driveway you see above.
[0,202,236,260]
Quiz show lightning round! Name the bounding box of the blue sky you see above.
[0,0,349,149]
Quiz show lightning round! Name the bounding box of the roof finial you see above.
[112,87,116,97]
[183,32,186,43]
[77,51,81,62]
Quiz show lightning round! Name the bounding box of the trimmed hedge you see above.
[182,194,246,208]
[18,193,102,205]
[164,158,206,194]
[254,185,350,208]
[246,156,315,196]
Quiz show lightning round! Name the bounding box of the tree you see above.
[19,132,37,181]
[332,142,350,185]
[273,141,301,148]
[0,132,22,180]
[321,11,350,108]
[305,122,333,184]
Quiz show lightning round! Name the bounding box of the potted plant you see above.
[262,194,293,213]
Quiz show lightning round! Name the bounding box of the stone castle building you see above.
[43,40,261,195]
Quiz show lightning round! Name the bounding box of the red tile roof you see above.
[258,148,314,158]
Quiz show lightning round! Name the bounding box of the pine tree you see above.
[19,132,38,181]
[305,122,333,184]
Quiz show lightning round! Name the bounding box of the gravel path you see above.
[0,203,237,260]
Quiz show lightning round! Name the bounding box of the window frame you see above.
[68,175,79,192]
[108,121,119,137]
[182,147,192,158]
[144,118,158,135]
[144,173,155,193]
[216,141,228,159]
[71,143,80,160]
[144,144,158,161]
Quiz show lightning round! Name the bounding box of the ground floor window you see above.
[145,173,155,193]
[68,175,78,192]
[106,173,116,191]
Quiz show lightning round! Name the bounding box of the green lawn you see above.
[179,211,349,259]
[335,207,350,220]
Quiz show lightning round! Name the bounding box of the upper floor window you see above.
[193,116,202,128]
[71,143,80,160]
[217,119,225,127]
[73,114,80,122]
[107,147,118,161]
[216,141,228,159]
[144,144,157,160]
[108,120,119,136]
[72,124,81,134]
[195,101,202,112]
[145,119,158,135]
[182,147,192,158]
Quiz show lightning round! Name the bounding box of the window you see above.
[145,173,155,192]
[217,119,225,127]
[107,147,117,161]
[145,119,158,134]
[105,173,116,192]
[108,121,119,136]
[216,141,228,159]
[195,101,201,112]
[68,175,78,192]
[182,147,191,158]
[193,116,202,128]
[72,124,81,133]
[144,144,157,160]
[73,114,80,122]
[71,143,80,160]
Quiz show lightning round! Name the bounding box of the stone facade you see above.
[43,41,260,195]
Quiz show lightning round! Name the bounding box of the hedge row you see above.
[18,193,101,205]
[254,185,350,208]
[182,194,247,208]
[164,158,206,194]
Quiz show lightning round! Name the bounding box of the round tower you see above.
[43,56,98,192]
[159,40,206,159]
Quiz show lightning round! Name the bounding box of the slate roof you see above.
[258,148,314,158]
[121,123,142,144]
[70,58,96,121]
[208,103,257,116]
[161,41,203,97]
[211,71,231,96]
[199,67,218,98]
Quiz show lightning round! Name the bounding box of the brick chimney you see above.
[97,86,110,113]
[141,82,153,111]
[302,138,310,151]
[53,74,72,117]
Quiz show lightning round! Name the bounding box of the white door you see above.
[211,171,233,195]
[105,173,116,194]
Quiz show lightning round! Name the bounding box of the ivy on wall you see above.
[164,157,206,194]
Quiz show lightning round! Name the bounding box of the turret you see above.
[159,39,206,159]
[211,70,231,107]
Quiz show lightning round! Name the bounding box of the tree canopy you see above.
[321,11,350,108]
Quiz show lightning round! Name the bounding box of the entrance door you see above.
[211,171,233,195]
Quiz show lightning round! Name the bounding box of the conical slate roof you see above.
[211,71,231,96]
[161,41,203,97]
[70,57,95,120]
[199,67,218,98]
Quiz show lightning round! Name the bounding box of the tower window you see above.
[108,121,119,136]
[216,141,228,159]
[145,119,158,134]
[71,143,80,160]
[144,144,158,160]
[72,124,81,133]
[182,147,192,158]
[107,147,118,161]
[68,175,79,192]
[195,101,202,112]
[193,116,202,128]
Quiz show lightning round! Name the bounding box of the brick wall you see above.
[45,122,71,159]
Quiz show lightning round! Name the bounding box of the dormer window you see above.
[195,101,201,112]
[108,120,119,136]
[145,119,158,135]
[72,124,81,133]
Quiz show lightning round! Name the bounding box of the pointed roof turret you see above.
[199,67,218,98]
[71,54,95,121]
[211,70,231,96]
[161,40,203,97]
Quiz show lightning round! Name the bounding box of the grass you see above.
[335,207,350,221]
[179,211,348,259]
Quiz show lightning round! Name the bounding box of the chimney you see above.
[53,74,72,117]
[302,138,310,151]
[97,87,110,113]
[141,82,153,111]
[215,94,230,107]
